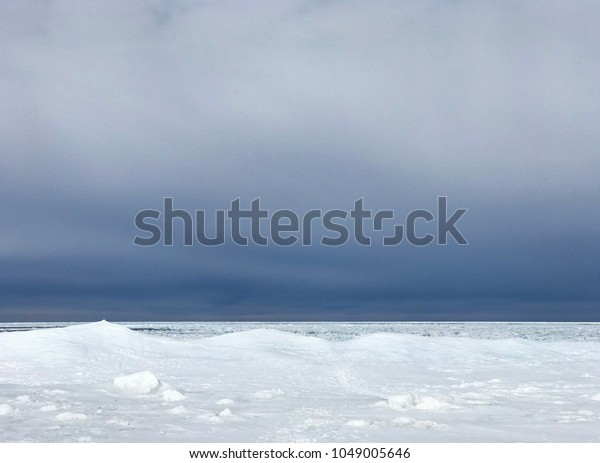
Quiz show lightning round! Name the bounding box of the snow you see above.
[253,389,285,400]
[168,405,188,415]
[40,404,58,412]
[345,419,372,427]
[0,321,599,442]
[377,394,456,411]
[4,321,600,342]
[113,371,161,394]
[216,398,235,406]
[161,389,185,402]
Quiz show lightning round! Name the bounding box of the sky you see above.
[1,0,599,321]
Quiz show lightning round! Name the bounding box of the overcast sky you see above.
[1,0,599,321]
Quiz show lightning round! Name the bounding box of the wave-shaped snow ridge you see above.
[1,322,600,442]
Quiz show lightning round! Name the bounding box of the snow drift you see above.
[0,321,599,442]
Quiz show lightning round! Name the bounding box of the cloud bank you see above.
[1,0,599,320]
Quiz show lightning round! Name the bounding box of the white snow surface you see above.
[0,321,599,442]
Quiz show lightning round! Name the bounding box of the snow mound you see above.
[0,404,13,416]
[161,389,185,402]
[414,396,454,410]
[114,371,161,394]
[168,405,188,415]
[216,398,235,405]
[590,393,600,401]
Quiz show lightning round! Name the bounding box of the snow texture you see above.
[0,321,599,442]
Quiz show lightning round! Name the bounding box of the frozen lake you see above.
[3,321,600,341]
[0,321,599,442]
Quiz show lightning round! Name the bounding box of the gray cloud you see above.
[1,0,599,321]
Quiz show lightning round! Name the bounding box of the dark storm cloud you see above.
[1,0,599,321]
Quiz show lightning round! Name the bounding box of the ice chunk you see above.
[384,393,454,410]
[113,371,161,394]
[345,419,371,427]
[55,412,87,421]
